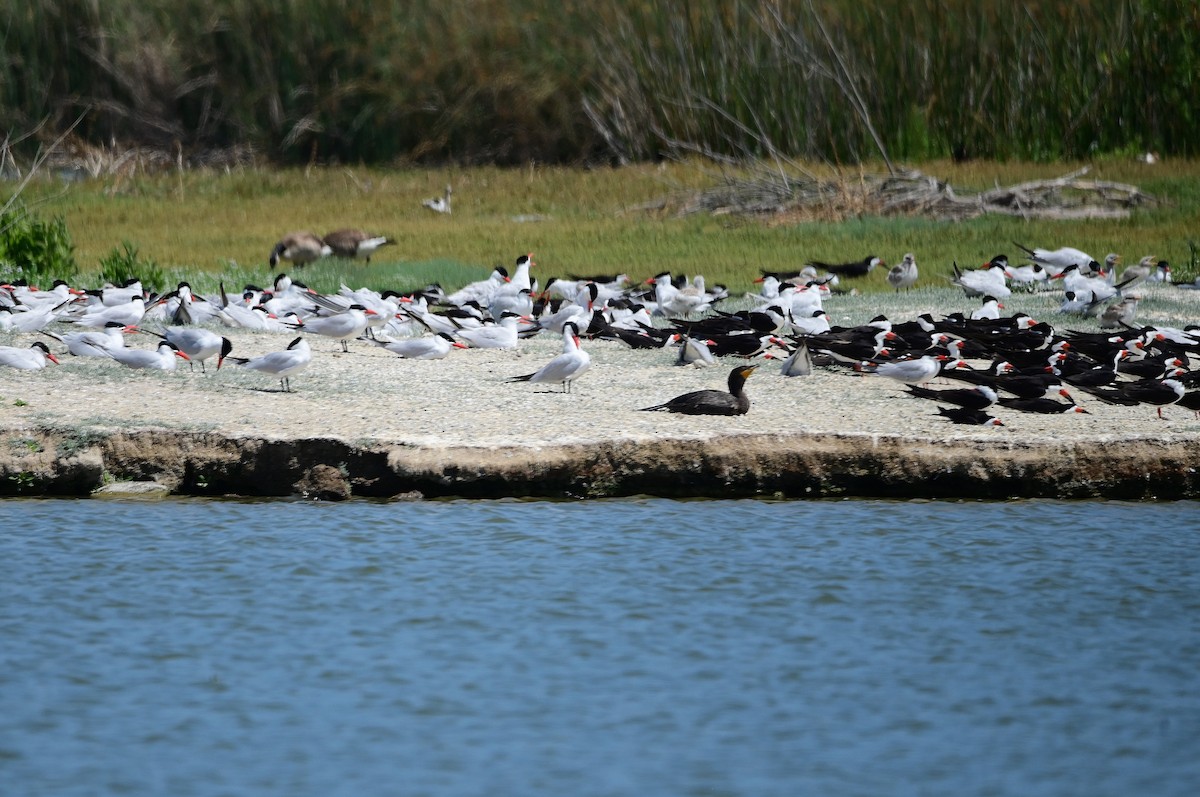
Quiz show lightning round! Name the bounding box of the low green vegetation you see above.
[9,158,1199,296]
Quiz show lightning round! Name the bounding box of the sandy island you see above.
[3,299,1199,501]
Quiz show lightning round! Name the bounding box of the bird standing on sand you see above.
[286,304,375,352]
[640,364,757,416]
[866,354,955,386]
[509,322,591,393]
[226,337,312,392]
[270,232,332,268]
[886,253,919,292]
[147,327,233,372]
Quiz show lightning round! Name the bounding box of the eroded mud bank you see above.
[2,428,1196,500]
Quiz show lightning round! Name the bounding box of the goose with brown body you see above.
[269,232,332,268]
[323,229,394,263]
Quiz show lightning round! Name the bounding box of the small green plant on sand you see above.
[98,240,165,293]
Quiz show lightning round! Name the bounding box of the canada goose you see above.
[269,231,332,268]
[322,228,394,263]
[422,184,452,214]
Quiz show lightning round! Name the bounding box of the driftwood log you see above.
[673,166,1158,222]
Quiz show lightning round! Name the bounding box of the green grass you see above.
[12,158,1200,297]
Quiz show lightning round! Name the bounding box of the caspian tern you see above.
[952,258,1012,298]
[970,295,1004,321]
[535,283,597,335]
[1014,242,1096,271]
[146,327,233,372]
[269,231,332,268]
[4,300,69,332]
[508,322,591,393]
[90,279,144,307]
[152,282,222,326]
[446,266,509,307]
[63,296,146,328]
[287,304,375,352]
[44,321,134,357]
[9,280,83,310]
[227,336,312,392]
[0,341,59,370]
[370,332,466,360]
[108,340,190,370]
[455,311,522,349]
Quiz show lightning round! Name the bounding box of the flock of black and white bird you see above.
[2,236,1200,424]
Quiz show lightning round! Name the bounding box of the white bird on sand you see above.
[508,322,591,393]
[90,279,144,307]
[0,341,60,370]
[4,300,71,332]
[951,258,1012,298]
[675,334,716,367]
[63,296,147,328]
[287,304,375,352]
[149,327,233,372]
[108,340,190,371]
[886,253,919,292]
[1008,262,1051,291]
[1147,261,1172,283]
[866,354,959,385]
[454,311,522,349]
[1014,242,1096,271]
[227,337,312,392]
[44,321,135,358]
[370,332,466,360]
[446,266,510,307]
[970,295,1004,321]
[540,292,598,340]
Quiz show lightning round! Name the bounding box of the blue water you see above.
[1,498,1198,797]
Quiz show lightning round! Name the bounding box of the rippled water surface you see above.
[2,498,1198,797]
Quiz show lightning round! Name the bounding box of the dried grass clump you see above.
[670,166,1159,224]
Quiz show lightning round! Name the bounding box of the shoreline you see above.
[4,286,1200,501]
[3,425,1198,501]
